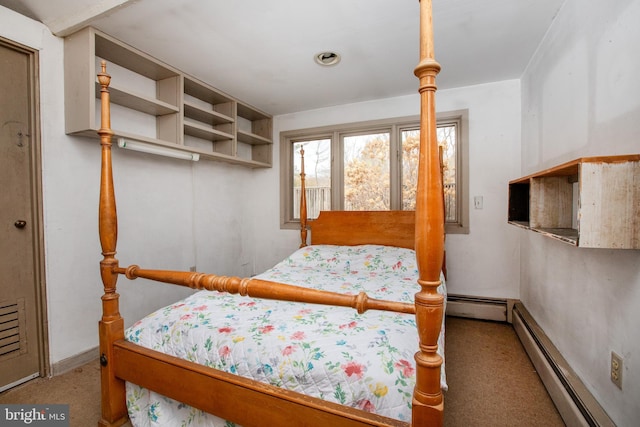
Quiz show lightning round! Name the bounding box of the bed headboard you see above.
[309,211,415,249]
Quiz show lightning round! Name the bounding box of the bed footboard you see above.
[113,340,408,427]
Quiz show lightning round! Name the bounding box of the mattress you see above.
[125,244,447,426]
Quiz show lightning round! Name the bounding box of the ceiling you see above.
[1,0,565,115]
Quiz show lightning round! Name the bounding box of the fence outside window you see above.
[294,183,456,222]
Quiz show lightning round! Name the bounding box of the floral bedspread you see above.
[125,244,447,426]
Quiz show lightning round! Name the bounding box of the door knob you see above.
[14,220,27,228]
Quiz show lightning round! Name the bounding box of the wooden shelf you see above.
[508,155,640,249]
[237,130,272,145]
[183,102,233,126]
[100,82,180,116]
[64,27,273,168]
[184,119,234,142]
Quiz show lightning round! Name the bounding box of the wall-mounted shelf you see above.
[508,155,640,249]
[64,27,272,168]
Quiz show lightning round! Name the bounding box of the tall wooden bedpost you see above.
[97,61,128,427]
[413,0,445,426]
[299,147,308,248]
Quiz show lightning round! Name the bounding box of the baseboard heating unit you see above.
[512,303,615,427]
[446,294,515,322]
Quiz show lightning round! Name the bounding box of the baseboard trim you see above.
[51,346,98,376]
[513,303,615,427]
[446,294,516,322]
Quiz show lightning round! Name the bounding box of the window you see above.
[343,131,390,210]
[281,112,468,234]
[292,138,331,219]
[400,122,459,223]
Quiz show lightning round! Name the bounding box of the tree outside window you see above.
[401,124,457,222]
[343,133,390,210]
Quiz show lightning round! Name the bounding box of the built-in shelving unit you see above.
[64,27,272,168]
[508,155,640,249]
[236,102,272,165]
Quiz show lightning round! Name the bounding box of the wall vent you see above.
[0,299,27,361]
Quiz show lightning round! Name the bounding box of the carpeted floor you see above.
[0,357,103,426]
[0,316,564,426]
[443,317,564,426]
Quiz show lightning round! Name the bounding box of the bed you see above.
[124,244,446,426]
[96,1,445,426]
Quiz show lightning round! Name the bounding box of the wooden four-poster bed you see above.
[97,1,445,426]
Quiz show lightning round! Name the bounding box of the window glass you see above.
[401,128,420,210]
[343,132,390,210]
[293,139,331,219]
[438,124,457,222]
[401,124,457,222]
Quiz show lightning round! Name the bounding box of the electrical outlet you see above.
[611,351,623,389]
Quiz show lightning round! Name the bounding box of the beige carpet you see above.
[1,317,564,426]
[444,317,564,426]
[0,359,104,426]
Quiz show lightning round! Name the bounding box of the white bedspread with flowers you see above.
[125,244,446,426]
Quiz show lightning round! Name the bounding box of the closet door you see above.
[0,39,45,391]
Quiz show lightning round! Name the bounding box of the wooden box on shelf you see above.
[508,155,640,249]
[64,27,273,168]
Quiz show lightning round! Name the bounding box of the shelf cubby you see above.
[236,102,273,165]
[508,155,640,248]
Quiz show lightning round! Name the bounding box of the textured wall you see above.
[520,0,640,424]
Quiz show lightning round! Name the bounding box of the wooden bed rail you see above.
[113,340,409,427]
[114,265,416,315]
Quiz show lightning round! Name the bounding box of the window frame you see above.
[280,111,469,234]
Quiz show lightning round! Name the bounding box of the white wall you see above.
[0,7,257,366]
[253,79,523,300]
[520,0,640,425]
[438,81,522,298]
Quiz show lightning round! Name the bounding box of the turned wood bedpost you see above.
[97,61,128,427]
[413,0,445,426]
[299,147,308,247]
